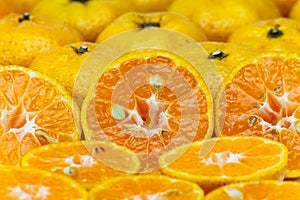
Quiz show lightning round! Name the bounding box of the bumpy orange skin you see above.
[168,0,281,42]
[130,0,175,12]
[96,12,208,43]
[0,13,83,67]
[31,0,133,41]
[228,18,300,54]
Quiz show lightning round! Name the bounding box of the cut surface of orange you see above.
[0,66,79,166]
[81,48,214,171]
[205,180,300,200]
[0,166,88,200]
[21,141,140,189]
[88,175,204,200]
[216,52,300,178]
[159,136,288,193]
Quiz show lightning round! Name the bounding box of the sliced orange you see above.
[0,166,88,199]
[215,52,300,178]
[205,180,300,200]
[88,175,204,200]
[21,141,140,189]
[159,136,288,193]
[0,66,79,166]
[81,48,214,171]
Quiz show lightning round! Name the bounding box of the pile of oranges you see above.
[1,0,300,199]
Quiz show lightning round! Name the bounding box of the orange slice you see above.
[81,49,214,171]
[0,166,88,199]
[159,136,288,193]
[88,175,204,200]
[21,141,140,189]
[205,180,300,200]
[0,66,79,166]
[215,52,300,178]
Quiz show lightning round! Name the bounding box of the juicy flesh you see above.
[0,69,75,166]
[92,56,209,154]
[222,57,300,171]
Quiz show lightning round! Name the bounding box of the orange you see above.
[9,0,40,13]
[168,0,281,41]
[0,166,88,199]
[31,0,133,42]
[0,66,79,166]
[228,18,300,54]
[129,0,174,12]
[21,141,140,189]
[215,52,300,178]
[289,0,300,20]
[200,41,257,79]
[29,42,96,106]
[205,180,300,200]
[273,0,297,16]
[0,12,83,67]
[88,175,204,200]
[96,12,207,43]
[159,136,288,193]
[0,1,14,18]
[81,48,214,171]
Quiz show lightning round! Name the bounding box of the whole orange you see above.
[273,0,297,16]
[228,18,300,54]
[31,0,133,42]
[130,0,175,12]
[29,42,96,106]
[168,0,281,41]
[0,13,83,67]
[96,12,208,43]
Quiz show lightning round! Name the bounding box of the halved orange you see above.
[0,66,79,166]
[81,48,214,171]
[215,52,300,178]
[205,180,300,200]
[0,166,88,199]
[88,175,204,200]
[159,136,288,193]
[21,141,140,189]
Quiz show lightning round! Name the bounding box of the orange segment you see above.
[159,136,288,193]
[81,49,214,171]
[205,180,300,200]
[0,66,79,166]
[216,52,300,178]
[0,166,88,199]
[21,141,140,189]
[88,175,204,200]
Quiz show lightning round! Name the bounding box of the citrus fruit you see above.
[0,166,88,199]
[9,0,40,13]
[200,41,257,79]
[0,12,83,67]
[88,175,204,200]
[31,0,133,42]
[168,0,281,41]
[0,66,79,166]
[29,42,96,105]
[0,1,14,18]
[21,141,140,189]
[159,136,288,193]
[96,12,207,43]
[228,18,300,54]
[215,52,300,178]
[273,0,297,16]
[129,0,174,12]
[205,180,300,200]
[81,48,214,170]
[289,0,300,20]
